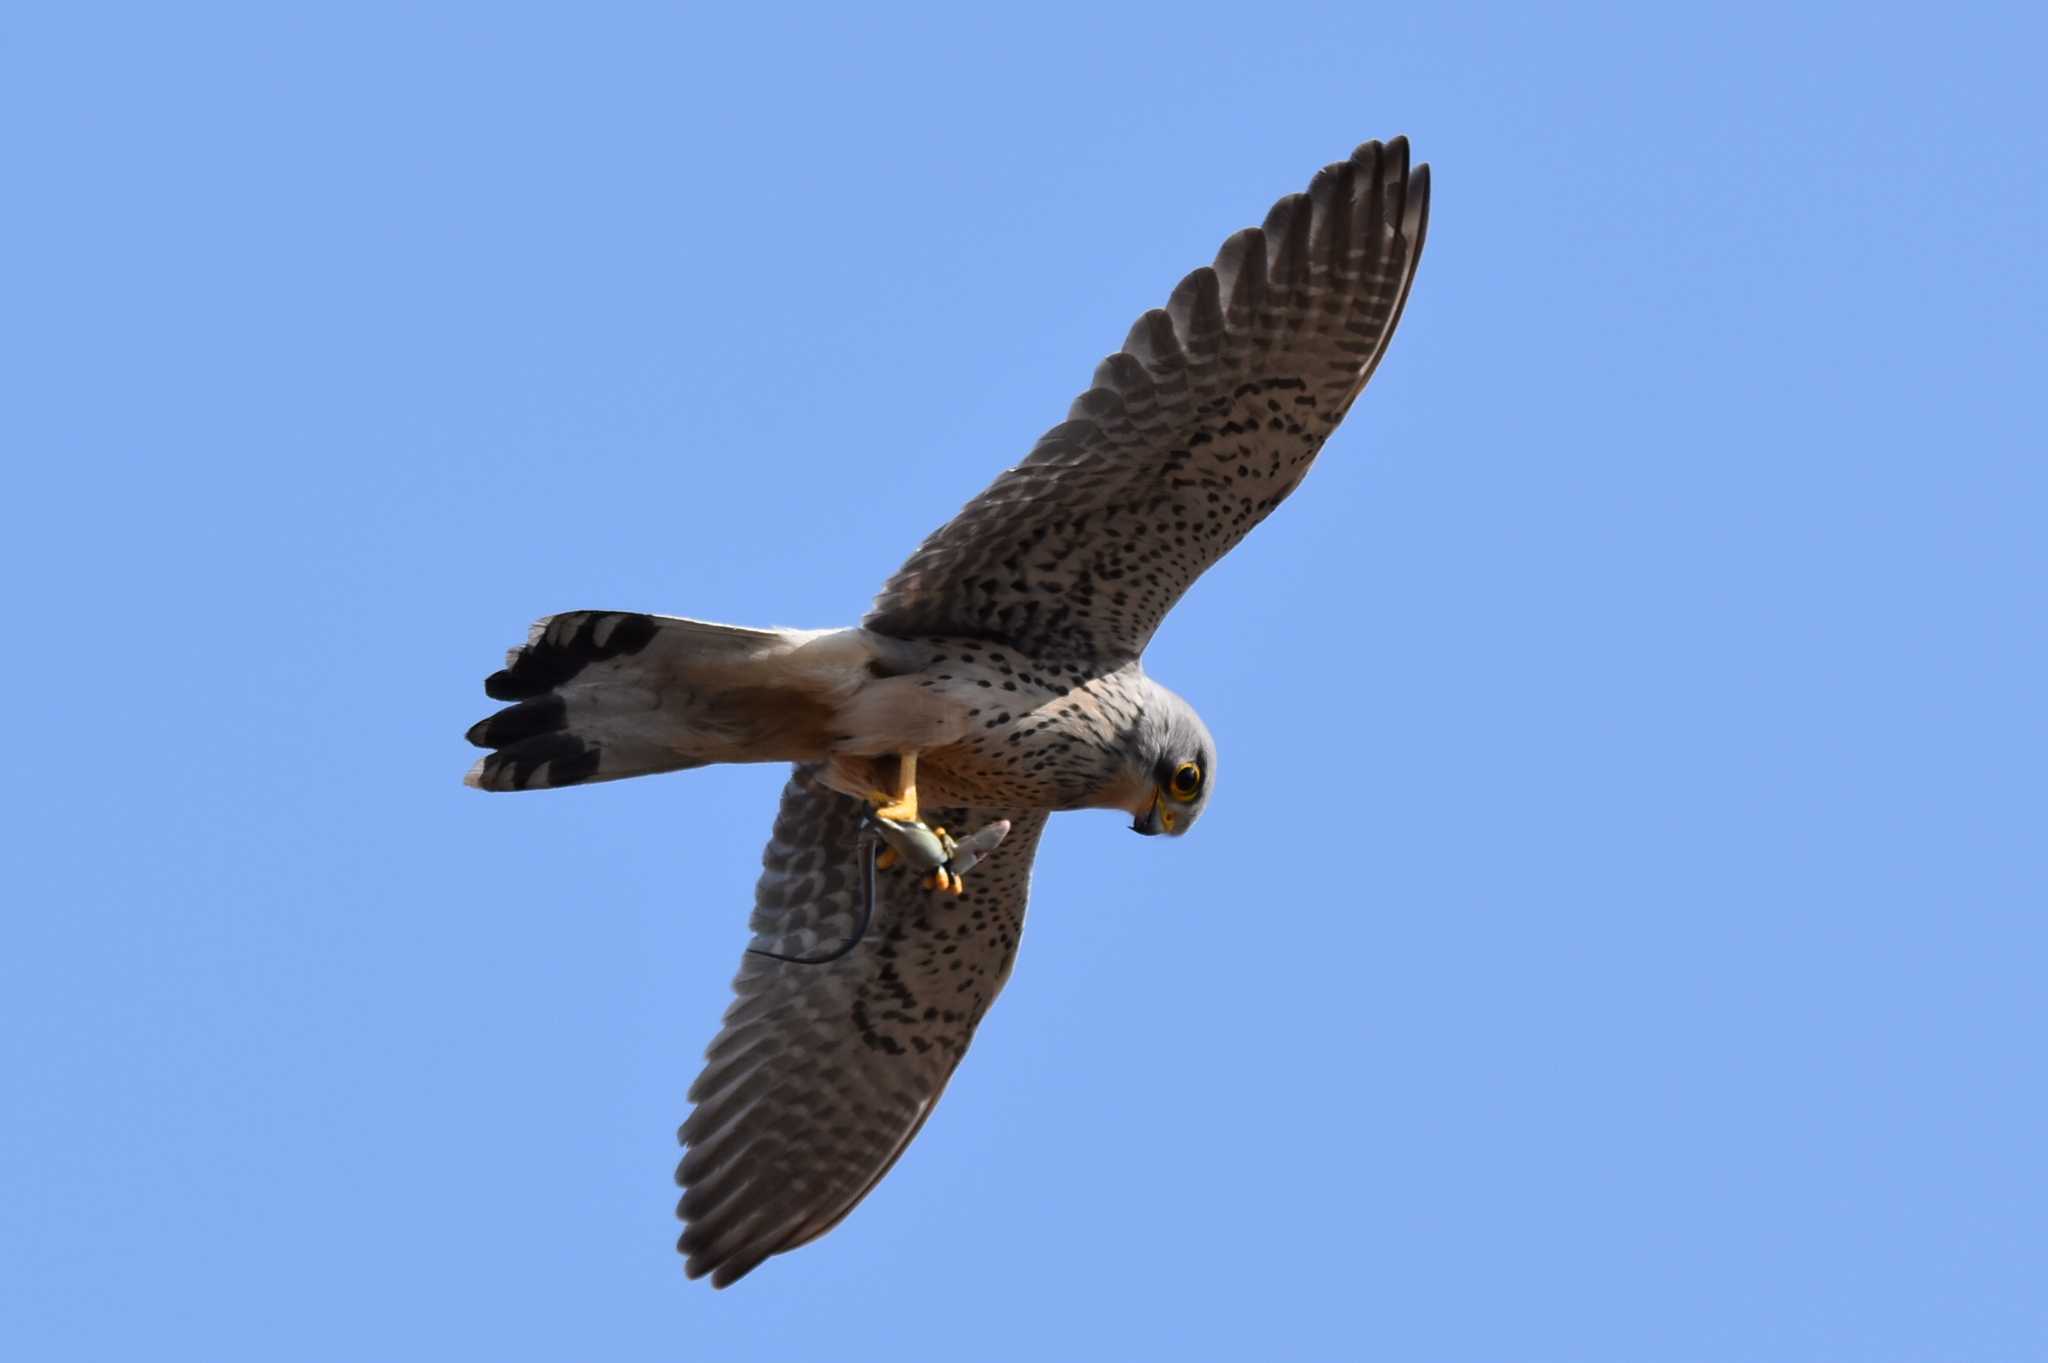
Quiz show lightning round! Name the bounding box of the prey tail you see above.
[464,611,874,792]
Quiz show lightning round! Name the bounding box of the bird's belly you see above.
[821,651,1127,813]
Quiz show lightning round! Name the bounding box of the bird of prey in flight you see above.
[466,135,1429,1287]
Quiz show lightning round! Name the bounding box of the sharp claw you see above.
[869,815,1010,899]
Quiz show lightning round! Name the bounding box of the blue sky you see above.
[4,3,2043,1359]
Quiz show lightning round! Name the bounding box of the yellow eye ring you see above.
[1167,761,1203,802]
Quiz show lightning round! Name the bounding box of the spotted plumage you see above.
[465,136,1430,1286]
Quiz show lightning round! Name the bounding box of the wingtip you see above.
[676,1232,763,1290]
[1404,162,1431,251]
[1379,134,1429,238]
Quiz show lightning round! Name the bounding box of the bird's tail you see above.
[464,611,874,792]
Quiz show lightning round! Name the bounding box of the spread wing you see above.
[866,136,1429,663]
[675,766,1047,1287]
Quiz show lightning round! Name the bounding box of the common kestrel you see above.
[466,136,1429,1286]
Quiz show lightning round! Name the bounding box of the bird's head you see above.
[1124,685,1216,838]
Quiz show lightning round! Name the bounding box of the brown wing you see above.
[865,136,1429,663]
[675,765,1047,1287]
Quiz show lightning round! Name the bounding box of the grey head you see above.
[1123,677,1217,838]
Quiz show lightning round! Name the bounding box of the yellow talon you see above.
[870,752,920,824]
[875,798,920,823]
[874,847,900,871]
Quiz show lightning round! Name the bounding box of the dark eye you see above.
[1169,761,1202,800]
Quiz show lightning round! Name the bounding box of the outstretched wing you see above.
[866,136,1429,664]
[676,766,1047,1287]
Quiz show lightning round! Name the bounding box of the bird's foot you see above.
[866,751,920,825]
[868,816,1012,897]
[871,817,961,894]
[918,833,970,896]
[869,793,920,824]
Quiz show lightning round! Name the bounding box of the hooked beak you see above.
[1131,790,1177,836]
